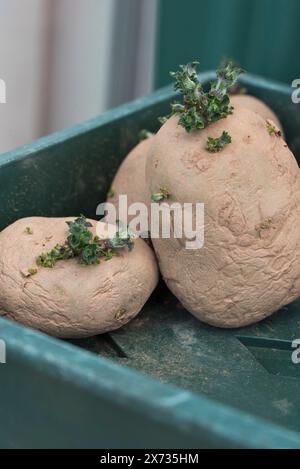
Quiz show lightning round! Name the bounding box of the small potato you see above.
[231,94,283,134]
[107,137,154,222]
[0,217,158,338]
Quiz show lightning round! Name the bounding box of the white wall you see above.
[0,0,49,153]
[45,0,116,133]
[107,0,158,108]
[0,0,158,154]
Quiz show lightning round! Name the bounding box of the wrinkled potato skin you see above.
[107,137,154,221]
[0,217,158,337]
[231,95,283,134]
[146,109,300,327]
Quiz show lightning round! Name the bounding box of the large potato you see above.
[0,217,158,337]
[146,108,300,327]
[231,94,283,133]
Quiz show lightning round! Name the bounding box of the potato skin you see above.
[146,109,300,327]
[231,95,283,133]
[107,137,154,219]
[0,217,158,338]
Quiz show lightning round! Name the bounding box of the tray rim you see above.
[0,71,291,169]
[1,315,300,448]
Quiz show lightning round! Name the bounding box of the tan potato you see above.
[231,94,283,134]
[0,217,158,338]
[146,109,300,328]
[107,137,154,222]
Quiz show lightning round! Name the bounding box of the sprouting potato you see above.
[0,217,158,337]
[146,61,300,328]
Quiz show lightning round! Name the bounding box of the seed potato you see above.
[146,108,300,327]
[0,217,158,337]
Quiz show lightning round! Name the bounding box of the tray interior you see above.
[1,72,300,435]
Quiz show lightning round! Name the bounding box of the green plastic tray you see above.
[0,72,300,448]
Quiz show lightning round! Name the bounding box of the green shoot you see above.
[255,218,273,238]
[28,268,38,276]
[266,120,281,137]
[206,131,232,153]
[163,60,244,132]
[104,220,134,252]
[139,129,154,141]
[37,215,134,268]
[107,187,115,198]
[158,116,168,126]
[24,227,33,235]
[151,187,171,203]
